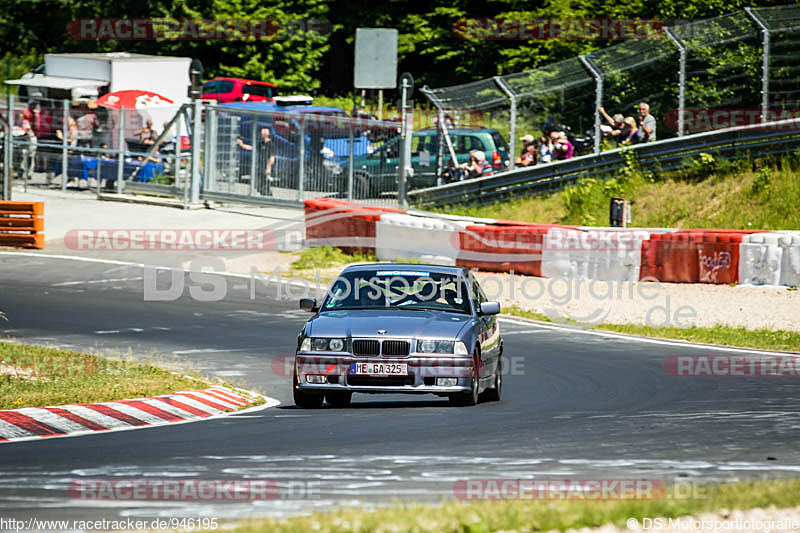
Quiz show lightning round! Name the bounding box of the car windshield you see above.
[321,270,472,314]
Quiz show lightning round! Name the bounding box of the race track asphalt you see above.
[1,253,798,522]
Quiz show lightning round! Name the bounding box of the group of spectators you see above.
[598,102,656,145]
[514,102,657,168]
[515,131,574,167]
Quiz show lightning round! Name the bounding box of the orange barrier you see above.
[640,230,758,283]
[457,224,562,277]
[304,198,405,254]
[0,201,44,249]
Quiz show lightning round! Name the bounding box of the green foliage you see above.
[291,245,374,270]
[751,166,771,196]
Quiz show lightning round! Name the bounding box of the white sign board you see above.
[354,28,398,89]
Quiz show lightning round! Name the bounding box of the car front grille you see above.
[353,340,380,356]
[382,340,410,356]
[352,339,410,357]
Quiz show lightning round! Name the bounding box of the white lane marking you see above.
[14,408,88,434]
[94,330,120,335]
[52,277,143,287]
[497,316,798,356]
[0,419,36,439]
[213,370,245,377]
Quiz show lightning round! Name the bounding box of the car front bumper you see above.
[294,354,475,394]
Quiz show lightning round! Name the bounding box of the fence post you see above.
[203,106,215,191]
[579,56,603,154]
[249,116,257,196]
[664,27,687,137]
[2,113,10,201]
[494,76,516,169]
[745,8,770,122]
[347,122,354,200]
[190,99,202,204]
[297,120,305,202]
[174,115,182,194]
[117,106,125,194]
[62,99,69,190]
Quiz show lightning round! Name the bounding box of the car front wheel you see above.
[482,357,502,402]
[449,353,481,406]
[293,371,323,408]
[325,391,352,407]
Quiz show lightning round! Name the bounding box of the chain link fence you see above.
[202,105,402,206]
[421,5,800,170]
[1,95,190,201]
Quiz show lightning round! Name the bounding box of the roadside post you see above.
[398,72,414,208]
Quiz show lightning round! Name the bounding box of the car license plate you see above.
[350,362,408,376]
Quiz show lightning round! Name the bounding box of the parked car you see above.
[293,263,503,408]
[345,127,510,198]
[201,77,278,103]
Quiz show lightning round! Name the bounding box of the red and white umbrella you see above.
[95,90,174,110]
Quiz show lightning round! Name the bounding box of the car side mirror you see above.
[300,297,318,312]
[479,302,500,316]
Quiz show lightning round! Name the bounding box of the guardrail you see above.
[0,201,44,248]
[407,118,800,208]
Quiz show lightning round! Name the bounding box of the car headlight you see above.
[308,337,346,352]
[300,338,311,352]
[454,341,469,356]
[417,340,455,354]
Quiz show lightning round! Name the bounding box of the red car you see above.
[200,77,278,103]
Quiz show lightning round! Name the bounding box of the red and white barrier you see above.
[304,198,799,287]
[376,213,468,265]
[542,227,651,282]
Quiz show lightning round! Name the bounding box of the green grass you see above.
[231,479,800,533]
[440,153,800,230]
[291,246,376,271]
[0,342,211,409]
[503,306,800,352]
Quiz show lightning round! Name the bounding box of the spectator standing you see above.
[56,116,78,147]
[517,143,537,166]
[638,102,656,141]
[599,106,628,144]
[76,106,101,147]
[15,111,37,182]
[237,127,276,195]
[134,119,157,145]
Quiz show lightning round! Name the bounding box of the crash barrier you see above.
[0,201,44,249]
[304,198,405,254]
[739,231,800,286]
[304,198,798,286]
[377,213,469,266]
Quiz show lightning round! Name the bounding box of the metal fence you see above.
[407,116,800,208]
[420,5,800,167]
[200,105,402,207]
[1,95,192,202]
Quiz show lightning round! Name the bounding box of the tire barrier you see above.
[0,201,44,249]
[304,198,798,287]
[376,213,468,265]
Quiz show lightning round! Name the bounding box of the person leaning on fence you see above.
[134,119,157,145]
[517,143,537,167]
[638,102,656,141]
[236,127,276,195]
[517,134,535,159]
[56,116,78,147]
[538,135,553,163]
[460,150,493,179]
[554,134,574,160]
[598,106,627,144]
[76,105,100,147]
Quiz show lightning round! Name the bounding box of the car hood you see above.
[308,309,471,339]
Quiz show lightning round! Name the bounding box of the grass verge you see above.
[0,342,217,409]
[231,479,800,533]
[504,306,800,352]
[439,153,800,230]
